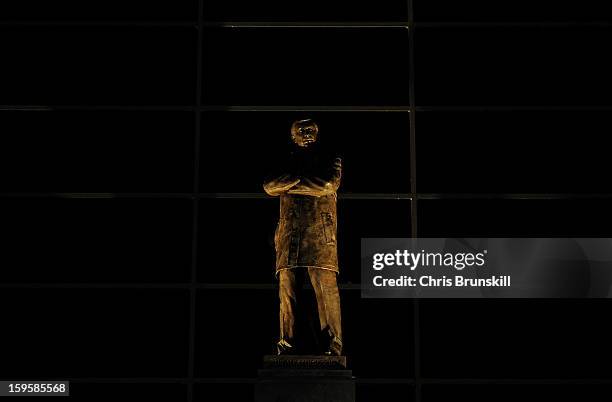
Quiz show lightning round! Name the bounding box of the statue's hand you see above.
[275,175,301,191]
[287,177,331,196]
[264,174,300,196]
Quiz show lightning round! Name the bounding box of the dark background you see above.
[1,1,612,401]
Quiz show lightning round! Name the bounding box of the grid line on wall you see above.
[187,1,205,402]
[407,3,421,402]
[2,21,611,28]
[5,105,612,111]
[3,193,611,199]
[46,377,612,384]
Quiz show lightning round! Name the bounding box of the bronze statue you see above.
[264,119,343,356]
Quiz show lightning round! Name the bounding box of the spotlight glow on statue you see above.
[263,119,343,356]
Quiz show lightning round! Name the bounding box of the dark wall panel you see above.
[204,0,407,22]
[421,299,612,378]
[418,199,612,237]
[0,289,190,378]
[203,28,410,106]
[423,385,612,402]
[342,294,414,378]
[416,27,612,106]
[0,198,192,283]
[0,111,194,193]
[67,384,187,402]
[0,1,197,22]
[0,27,196,105]
[415,1,612,22]
[417,111,612,194]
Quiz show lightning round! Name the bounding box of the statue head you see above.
[290,119,319,148]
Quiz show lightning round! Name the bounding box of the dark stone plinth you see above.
[256,356,355,402]
[263,355,347,369]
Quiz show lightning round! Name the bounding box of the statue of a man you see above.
[263,119,343,356]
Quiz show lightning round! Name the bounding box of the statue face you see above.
[291,120,319,148]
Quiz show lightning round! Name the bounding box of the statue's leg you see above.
[307,267,343,356]
[278,269,300,354]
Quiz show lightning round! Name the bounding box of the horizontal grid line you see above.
[0,283,363,290]
[197,283,362,290]
[0,105,408,112]
[204,105,412,112]
[197,378,612,385]
[203,21,612,28]
[0,193,194,199]
[2,193,612,200]
[206,193,612,200]
[7,282,612,290]
[0,283,190,289]
[416,106,612,112]
[203,21,409,28]
[416,21,612,28]
[32,377,612,384]
[4,105,612,112]
[58,378,189,384]
[422,378,612,385]
[0,21,196,27]
[194,378,417,384]
[2,21,612,28]
[202,193,414,200]
[418,193,612,200]
[0,105,195,112]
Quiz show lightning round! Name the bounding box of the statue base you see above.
[255,355,355,402]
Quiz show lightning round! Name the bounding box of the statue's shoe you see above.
[324,337,343,356]
[276,339,295,355]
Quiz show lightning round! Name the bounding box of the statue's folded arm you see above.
[287,157,342,197]
[263,174,301,196]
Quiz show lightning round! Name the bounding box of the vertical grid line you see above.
[407,2,421,402]
[408,0,418,226]
[188,1,205,401]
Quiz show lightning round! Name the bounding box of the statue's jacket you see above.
[263,147,342,276]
